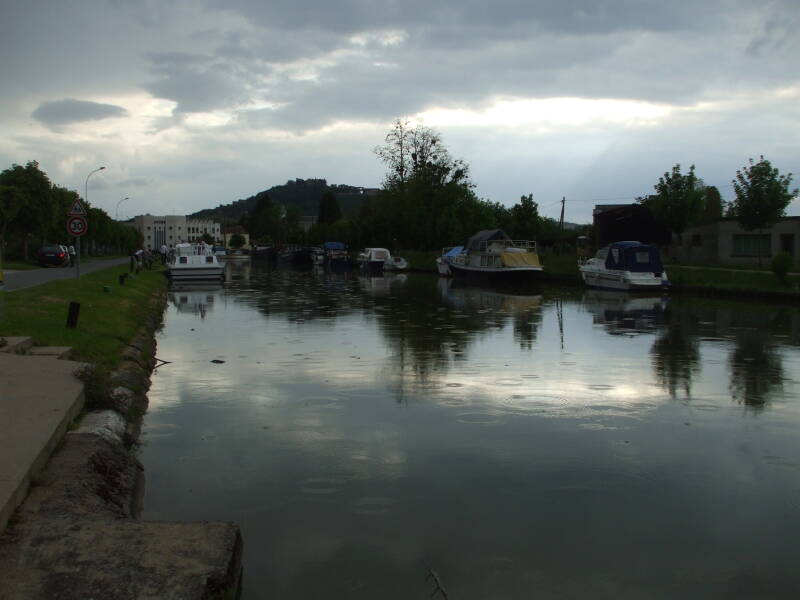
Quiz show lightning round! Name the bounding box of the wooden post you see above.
[66,301,80,328]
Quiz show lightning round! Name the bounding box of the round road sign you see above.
[67,216,88,237]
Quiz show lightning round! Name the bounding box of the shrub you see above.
[771,252,793,284]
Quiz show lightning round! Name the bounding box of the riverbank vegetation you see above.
[0,162,143,267]
[0,264,165,369]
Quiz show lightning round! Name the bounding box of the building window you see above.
[732,234,770,258]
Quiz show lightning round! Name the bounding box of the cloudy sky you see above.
[2,0,799,223]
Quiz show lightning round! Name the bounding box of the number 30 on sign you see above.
[67,216,88,237]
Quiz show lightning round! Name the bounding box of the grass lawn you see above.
[667,265,800,295]
[2,261,40,271]
[0,265,166,369]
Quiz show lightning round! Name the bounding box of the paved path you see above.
[3,258,129,291]
[0,349,85,533]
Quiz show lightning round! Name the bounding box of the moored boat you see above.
[448,230,543,282]
[436,246,465,276]
[357,247,408,272]
[579,241,669,291]
[322,241,351,268]
[167,243,224,282]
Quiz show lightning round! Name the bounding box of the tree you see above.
[0,184,23,271]
[317,191,342,225]
[229,233,245,248]
[730,156,797,232]
[371,119,475,249]
[641,164,705,244]
[729,156,797,266]
[510,194,539,240]
[701,185,723,221]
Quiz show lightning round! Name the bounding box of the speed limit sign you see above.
[67,216,88,237]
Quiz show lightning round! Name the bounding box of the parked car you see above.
[37,245,70,267]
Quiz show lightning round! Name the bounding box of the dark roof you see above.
[466,229,511,250]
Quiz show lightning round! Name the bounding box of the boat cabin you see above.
[595,241,664,275]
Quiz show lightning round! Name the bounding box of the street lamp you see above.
[116,196,129,221]
[78,166,106,278]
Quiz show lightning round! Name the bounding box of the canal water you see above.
[140,261,800,599]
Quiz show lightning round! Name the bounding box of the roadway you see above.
[2,258,129,291]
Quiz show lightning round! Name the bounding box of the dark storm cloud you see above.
[31,99,128,128]
[144,51,259,113]
[206,0,715,36]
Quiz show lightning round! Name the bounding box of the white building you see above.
[132,215,221,250]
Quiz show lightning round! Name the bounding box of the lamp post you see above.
[116,196,129,221]
[79,166,106,278]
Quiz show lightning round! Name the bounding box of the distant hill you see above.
[189,179,378,225]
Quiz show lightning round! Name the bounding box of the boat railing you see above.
[476,240,537,252]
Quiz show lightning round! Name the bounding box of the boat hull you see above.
[449,263,543,283]
[168,266,224,281]
[580,268,668,291]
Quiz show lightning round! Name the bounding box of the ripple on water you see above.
[587,384,615,391]
[299,395,342,408]
[352,496,396,516]
[494,378,523,387]
[298,477,347,495]
[499,394,571,417]
[456,412,502,425]
[455,369,481,376]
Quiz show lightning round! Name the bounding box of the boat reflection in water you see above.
[357,272,408,296]
[581,289,668,336]
[224,259,251,283]
[168,283,222,320]
[438,277,542,314]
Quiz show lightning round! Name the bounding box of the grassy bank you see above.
[2,261,39,271]
[400,249,439,272]
[0,265,166,369]
[668,265,800,297]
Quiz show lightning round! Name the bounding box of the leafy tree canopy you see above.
[729,156,797,231]
[640,164,705,238]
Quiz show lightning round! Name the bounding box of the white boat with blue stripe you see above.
[579,241,669,291]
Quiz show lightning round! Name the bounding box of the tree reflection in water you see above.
[729,330,784,408]
[650,309,701,399]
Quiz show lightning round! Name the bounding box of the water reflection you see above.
[729,330,784,407]
[581,290,666,336]
[650,308,701,399]
[168,283,222,319]
[143,264,800,599]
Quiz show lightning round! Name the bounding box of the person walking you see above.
[68,244,76,266]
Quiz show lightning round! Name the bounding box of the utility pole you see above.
[559,196,565,231]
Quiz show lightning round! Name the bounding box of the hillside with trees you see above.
[189,179,370,225]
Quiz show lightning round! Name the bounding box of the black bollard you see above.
[66,301,80,328]
[119,273,126,285]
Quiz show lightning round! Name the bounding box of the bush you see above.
[771,252,793,284]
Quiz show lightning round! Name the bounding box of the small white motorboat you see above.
[357,248,408,272]
[579,241,669,291]
[167,243,224,282]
